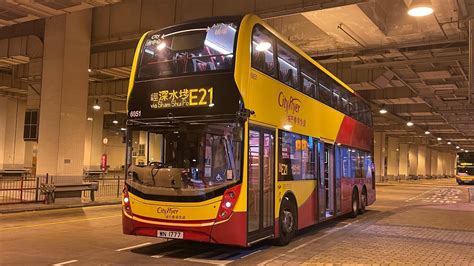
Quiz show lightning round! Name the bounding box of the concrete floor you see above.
[0,179,473,265]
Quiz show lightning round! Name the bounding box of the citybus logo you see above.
[157,207,179,215]
[278,91,302,114]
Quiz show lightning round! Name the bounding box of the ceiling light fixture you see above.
[424,131,430,135]
[456,146,460,149]
[112,120,119,124]
[379,107,388,114]
[406,121,414,127]
[93,99,101,110]
[437,137,442,141]
[447,142,451,145]
[407,0,434,17]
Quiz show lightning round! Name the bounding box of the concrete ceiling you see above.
[0,0,473,151]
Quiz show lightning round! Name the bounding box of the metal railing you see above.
[0,174,123,205]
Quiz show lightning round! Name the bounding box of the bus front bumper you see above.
[456,176,474,184]
[122,210,247,246]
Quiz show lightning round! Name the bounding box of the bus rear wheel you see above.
[359,190,367,214]
[275,198,296,246]
[349,189,359,218]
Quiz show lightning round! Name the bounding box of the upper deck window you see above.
[138,22,237,80]
[251,26,276,77]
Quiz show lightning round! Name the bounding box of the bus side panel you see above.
[341,176,354,214]
[210,211,247,246]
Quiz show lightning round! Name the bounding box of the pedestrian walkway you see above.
[0,198,120,214]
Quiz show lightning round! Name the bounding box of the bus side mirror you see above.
[233,126,243,142]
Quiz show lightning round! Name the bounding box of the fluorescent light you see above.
[157,42,166,50]
[87,117,93,121]
[456,146,460,149]
[204,40,230,55]
[406,121,414,126]
[283,124,293,131]
[256,42,271,51]
[88,68,92,73]
[437,137,442,141]
[425,131,430,135]
[465,150,469,153]
[408,6,433,17]
[447,142,451,145]
[112,120,119,124]
[120,127,126,131]
[379,108,388,114]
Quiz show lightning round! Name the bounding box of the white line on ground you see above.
[405,188,438,202]
[258,220,358,265]
[52,260,78,266]
[115,242,152,252]
[151,248,184,259]
[241,249,263,259]
[183,257,233,266]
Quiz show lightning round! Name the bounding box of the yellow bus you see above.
[456,152,474,185]
[123,14,375,246]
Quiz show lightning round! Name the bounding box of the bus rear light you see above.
[216,185,241,222]
[123,187,132,215]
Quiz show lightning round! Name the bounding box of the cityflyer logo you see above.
[156,207,185,219]
[278,91,301,114]
[157,207,179,215]
[278,91,306,127]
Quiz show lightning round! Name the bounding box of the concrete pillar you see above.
[386,137,399,178]
[373,132,386,181]
[83,106,104,171]
[408,144,418,177]
[399,143,409,179]
[430,150,438,177]
[417,145,427,177]
[0,97,26,170]
[36,10,92,176]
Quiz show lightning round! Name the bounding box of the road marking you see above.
[241,249,262,259]
[184,257,233,265]
[258,220,357,265]
[405,188,437,202]
[151,248,184,259]
[115,242,152,252]
[0,215,122,231]
[52,260,78,266]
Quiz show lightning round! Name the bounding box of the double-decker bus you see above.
[456,152,474,185]
[123,14,375,247]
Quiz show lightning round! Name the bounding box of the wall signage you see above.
[150,87,214,109]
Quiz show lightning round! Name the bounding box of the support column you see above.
[431,150,438,177]
[83,105,104,171]
[0,97,26,170]
[417,145,427,178]
[408,144,418,178]
[399,143,409,180]
[373,132,386,182]
[386,137,399,179]
[36,10,92,176]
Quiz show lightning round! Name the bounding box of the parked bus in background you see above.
[122,14,375,247]
[456,152,474,185]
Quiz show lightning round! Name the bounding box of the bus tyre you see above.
[349,189,359,218]
[276,198,297,246]
[359,190,367,214]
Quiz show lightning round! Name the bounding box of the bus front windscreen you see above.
[138,22,237,80]
[457,167,474,176]
[126,123,242,198]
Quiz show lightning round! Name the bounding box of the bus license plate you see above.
[157,230,183,239]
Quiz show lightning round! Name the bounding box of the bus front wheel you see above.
[276,198,297,246]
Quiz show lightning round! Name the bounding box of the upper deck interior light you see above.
[408,0,433,17]
[157,42,166,50]
[256,42,271,51]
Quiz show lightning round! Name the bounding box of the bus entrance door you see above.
[247,126,275,244]
[318,142,335,220]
